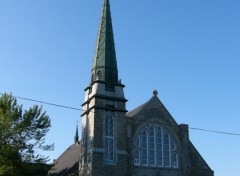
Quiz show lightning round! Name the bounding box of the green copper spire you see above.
[91,0,118,91]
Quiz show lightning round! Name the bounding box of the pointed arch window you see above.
[141,129,148,166]
[133,124,179,168]
[104,114,114,161]
[149,126,155,166]
[156,127,163,166]
[134,149,140,165]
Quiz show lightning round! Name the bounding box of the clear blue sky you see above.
[1,0,240,175]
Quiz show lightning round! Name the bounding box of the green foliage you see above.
[0,93,54,176]
[21,162,53,176]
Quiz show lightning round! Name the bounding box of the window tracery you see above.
[104,114,114,161]
[134,124,179,168]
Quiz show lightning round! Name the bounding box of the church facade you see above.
[49,0,214,176]
[79,0,214,176]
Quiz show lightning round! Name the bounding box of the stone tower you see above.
[80,0,129,175]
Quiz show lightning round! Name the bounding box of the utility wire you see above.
[1,92,240,136]
[189,127,240,136]
[0,92,82,111]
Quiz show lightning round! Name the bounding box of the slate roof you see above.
[127,103,146,118]
[126,93,157,118]
[48,142,81,176]
[127,91,160,118]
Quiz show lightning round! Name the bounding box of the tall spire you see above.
[91,0,118,91]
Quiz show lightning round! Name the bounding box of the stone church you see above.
[49,0,214,175]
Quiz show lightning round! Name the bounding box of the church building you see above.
[49,0,214,176]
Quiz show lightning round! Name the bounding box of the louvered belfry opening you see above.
[106,70,113,90]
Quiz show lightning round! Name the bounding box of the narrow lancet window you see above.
[164,133,171,167]
[149,126,155,166]
[104,114,114,161]
[134,149,140,165]
[156,127,163,166]
[141,129,148,166]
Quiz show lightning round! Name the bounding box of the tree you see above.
[0,93,54,176]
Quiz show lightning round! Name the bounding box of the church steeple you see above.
[91,0,118,91]
[80,1,128,175]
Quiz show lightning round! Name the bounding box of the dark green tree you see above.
[0,93,54,176]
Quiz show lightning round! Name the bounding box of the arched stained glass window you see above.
[133,124,179,169]
[149,126,155,166]
[156,127,163,166]
[104,114,114,161]
[141,129,148,166]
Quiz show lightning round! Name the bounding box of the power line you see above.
[0,92,82,111]
[1,92,240,136]
[189,127,240,136]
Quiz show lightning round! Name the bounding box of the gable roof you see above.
[48,142,81,176]
[127,92,178,126]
